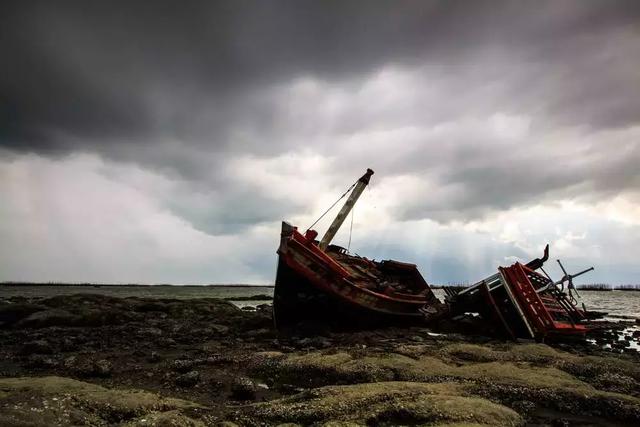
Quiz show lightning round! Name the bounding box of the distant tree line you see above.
[576,283,640,291]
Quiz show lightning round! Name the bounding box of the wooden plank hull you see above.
[273,222,446,331]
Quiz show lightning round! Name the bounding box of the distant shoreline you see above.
[0,282,274,288]
[1,282,638,291]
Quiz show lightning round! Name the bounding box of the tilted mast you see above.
[318,168,374,251]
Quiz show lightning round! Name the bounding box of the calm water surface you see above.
[0,285,274,308]
[2,286,638,319]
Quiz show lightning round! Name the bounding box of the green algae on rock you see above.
[0,376,203,426]
[244,382,522,426]
[251,345,640,425]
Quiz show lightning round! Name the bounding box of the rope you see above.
[306,180,358,232]
[347,206,354,252]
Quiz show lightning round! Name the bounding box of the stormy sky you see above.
[1,0,639,284]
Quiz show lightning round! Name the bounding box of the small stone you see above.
[138,327,163,337]
[277,384,306,395]
[60,338,77,352]
[208,379,224,391]
[311,337,333,348]
[21,340,53,355]
[410,335,424,343]
[294,337,312,347]
[209,324,230,335]
[148,351,161,363]
[175,370,200,387]
[205,354,228,365]
[231,376,256,400]
[63,355,77,369]
[172,359,195,373]
[246,328,272,338]
[25,355,58,368]
[15,309,75,328]
[92,359,112,377]
[159,338,176,347]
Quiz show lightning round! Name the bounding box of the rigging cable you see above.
[347,206,354,252]
[305,180,358,232]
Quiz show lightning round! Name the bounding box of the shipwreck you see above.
[273,169,596,341]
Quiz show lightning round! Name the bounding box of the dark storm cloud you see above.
[2,0,639,152]
[3,0,640,284]
[2,0,640,233]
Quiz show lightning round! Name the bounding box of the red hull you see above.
[273,222,446,329]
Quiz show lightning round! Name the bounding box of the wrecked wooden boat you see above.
[445,246,596,340]
[273,168,597,341]
[273,169,447,330]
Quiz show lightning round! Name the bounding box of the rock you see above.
[92,359,113,377]
[69,358,112,377]
[410,335,424,343]
[231,376,256,400]
[60,337,78,352]
[511,399,537,415]
[21,339,53,355]
[25,355,58,368]
[159,337,176,347]
[138,327,163,337]
[246,382,522,426]
[0,303,45,325]
[132,348,147,357]
[173,359,195,373]
[246,328,272,338]
[175,371,201,387]
[311,337,333,348]
[294,337,312,347]
[209,324,230,335]
[612,340,629,349]
[277,383,306,395]
[148,351,161,363]
[15,309,75,328]
[208,379,225,391]
[63,355,77,369]
[0,376,203,426]
[204,354,229,365]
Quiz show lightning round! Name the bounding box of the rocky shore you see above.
[1,293,639,426]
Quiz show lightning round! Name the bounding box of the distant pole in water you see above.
[319,169,374,251]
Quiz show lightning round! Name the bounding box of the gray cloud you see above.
[2,1,640,282]
[3,1,639,152]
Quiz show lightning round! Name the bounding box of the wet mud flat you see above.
[1,294,640,426]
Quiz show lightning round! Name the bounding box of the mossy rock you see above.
[254,351,587,390]
[0,376,202,426]
[244,381,522,426]
[442,344,503,362]
[122,410,205,426]
[252,350,640,423]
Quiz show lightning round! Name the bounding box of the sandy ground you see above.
[1,293,640,426]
